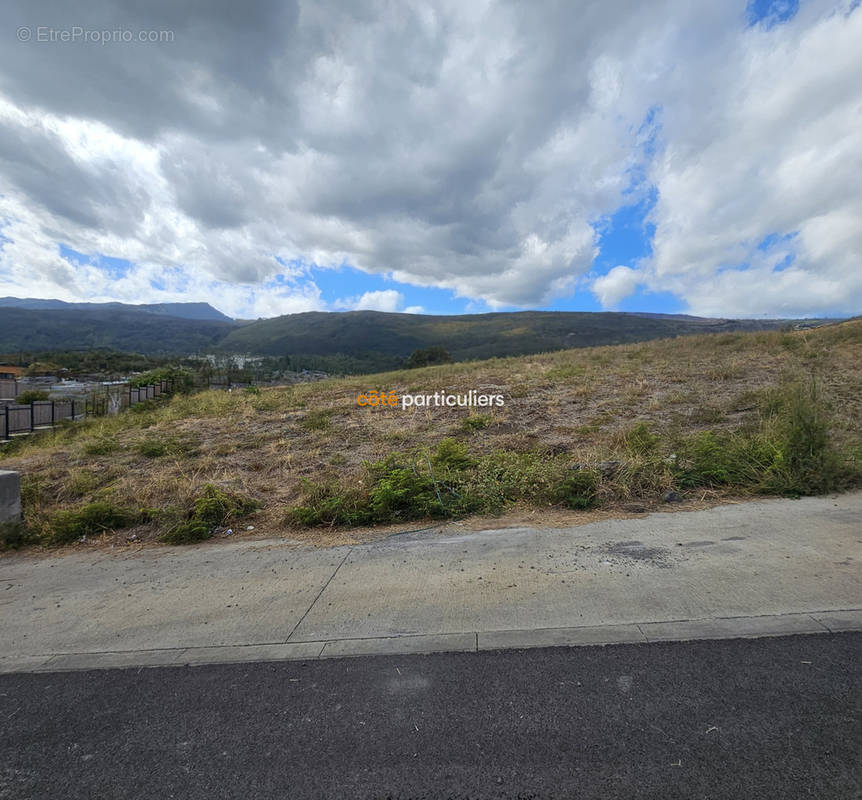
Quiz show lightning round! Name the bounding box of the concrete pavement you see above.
[1,492,860,673]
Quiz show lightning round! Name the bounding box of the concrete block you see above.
[0,470,21,522]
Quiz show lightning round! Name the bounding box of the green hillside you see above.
[220,309,795,365]
[0,308,234,354]
[0,304,832,369]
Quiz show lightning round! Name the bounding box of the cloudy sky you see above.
[0,0,859,319]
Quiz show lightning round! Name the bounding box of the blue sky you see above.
[55,192,681,318]
[0,0,859,319]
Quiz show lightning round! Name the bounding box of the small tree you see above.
[16,389,50,404]
[407,346,452,368]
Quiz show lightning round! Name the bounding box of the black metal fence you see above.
[1,378,175,440]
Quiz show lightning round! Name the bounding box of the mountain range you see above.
[0,297,831,372]
[0,297,232,322]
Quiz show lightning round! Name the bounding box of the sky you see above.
[0,0,859,320]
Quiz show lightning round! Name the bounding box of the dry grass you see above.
[2,319,861,549]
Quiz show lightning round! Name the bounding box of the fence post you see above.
[3,408,7,441]
[29,401,34,432]
[51,400,55,427]
[71,399,75,420]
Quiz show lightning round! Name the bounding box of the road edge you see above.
[3,608,860,674]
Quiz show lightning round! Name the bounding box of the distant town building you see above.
[0,365,25,379]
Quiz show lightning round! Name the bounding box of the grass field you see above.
[2,319,860,550]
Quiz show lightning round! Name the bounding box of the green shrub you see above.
[432,438,474,471]
[129,367,192,390]
[287,482,374,527]
[760,380,844,495]
[461,413,494,432]
[554,469,599,509]
[0,520,38,550]
[45,502,145,545]
[288,445,479,527]
[192,483,257,527]
[159,519,212,545]
[672,430,771,488]
[159,484,258,544]
[623,422,659,455]
[407,346,451,368]
[369,468,436,519]
[468,450,564,507]
[16,390,50,404]
[289,443,604,527]
[670,380,850,495]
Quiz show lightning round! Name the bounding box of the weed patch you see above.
[670,380,852,495]
[461,413,495,432]
[289,442,594,527]
[553,469,599,509]
[672,431,771,488]
[83,438,122,456]
[134,435,196,458]
[759,380,847,494]
[300,409,334,431]
[432,438,475,470]
[159,484,258,544]
[622,422,659,455]
[0,519,37,550]
[45,502,147,546]
[59,468,104,500]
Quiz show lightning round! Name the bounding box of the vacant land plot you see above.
[1,320,860,550]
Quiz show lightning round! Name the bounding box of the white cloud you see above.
[334,289,407,313]
[331,290,424,314]
[0,0,858,317]
[639,0,862,316]
[592,266,642,308]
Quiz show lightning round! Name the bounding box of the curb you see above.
[2,609,860,675]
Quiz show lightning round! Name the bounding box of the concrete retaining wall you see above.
[0,470,21,522]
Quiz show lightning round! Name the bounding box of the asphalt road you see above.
[1,634,860,800]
